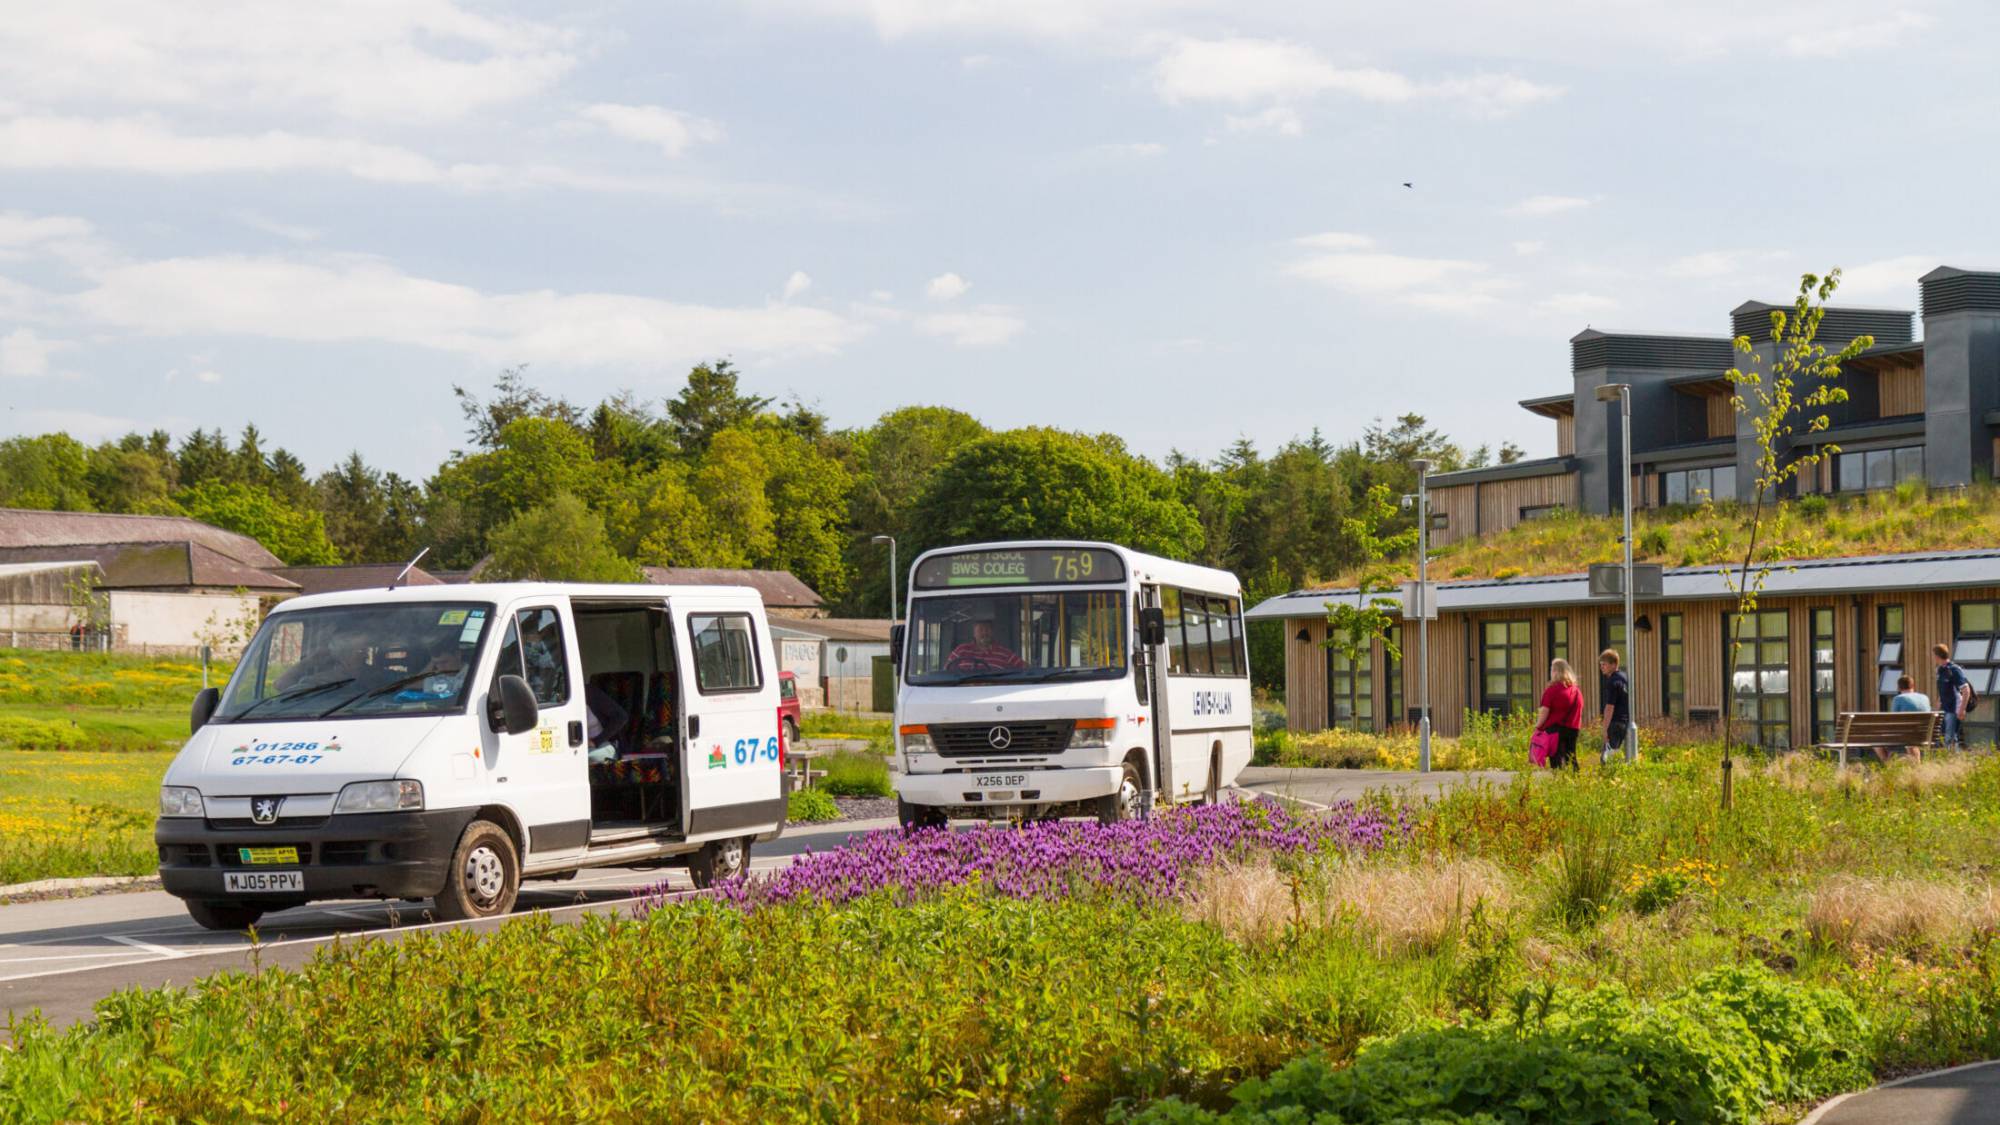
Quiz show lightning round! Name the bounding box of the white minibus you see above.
[156,582,787,929]
[891,541,1253,827]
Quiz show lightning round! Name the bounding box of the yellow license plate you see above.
[238,846,300,865]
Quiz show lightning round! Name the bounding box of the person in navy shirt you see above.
[1933,643,1973,747]
[1599,649,1631,762]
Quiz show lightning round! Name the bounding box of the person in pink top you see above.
[1535,658,1585,770]
[945,620,1027,673]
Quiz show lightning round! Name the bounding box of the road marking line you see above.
[104,935,185,960]
[0,949,158,967]
[312,908,383,923]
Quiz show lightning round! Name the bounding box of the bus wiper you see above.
[1027,667,1117,681]
[318,672,439,717]
[226,678,354,721]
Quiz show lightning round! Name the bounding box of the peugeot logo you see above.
[250,797,283,825]
[986,726,1013,750]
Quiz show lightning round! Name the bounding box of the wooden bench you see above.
[1818,711,1941,767]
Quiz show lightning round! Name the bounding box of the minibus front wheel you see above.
[432,819,521,922]
[689,836,751,888]
[185,899,266,932]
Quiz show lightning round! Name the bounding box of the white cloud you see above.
[1225,106,1303,136]
[1295,231,1374,251]
[782,270,813,299]
[1152,36,1558,114]
[67,254,872,369]
[1829,255,1936,303]
[1537,292,1618,318]
[0,1,574,122]
[10,408,151,440]
[0,114,488,184]
[1513,240,1546,256]
[194,369,224,384]
[1783,10,1929,57]
[917,306,1025,347]
[1284,233,1506,314]
[926,272,971,300]
[238,213,322,243]
[1094,141,1167,157]
[0,211,93,249]
[0,328,71,377]
[1506,194,1595,217]
[579,103,725,157]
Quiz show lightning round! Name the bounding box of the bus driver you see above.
[945,619,1027,673]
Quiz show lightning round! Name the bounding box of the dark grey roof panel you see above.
[1920,268,2000,317]
[1730,303,1913,347]
[1246,548,2000,620]
[1427,456,1577,487]
[1570,332,1733,372]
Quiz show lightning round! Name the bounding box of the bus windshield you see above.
[215,603,497,722]
[905,591,1127,686]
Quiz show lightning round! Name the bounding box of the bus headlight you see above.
[899,725,932,753]
[1068,719,1116,749]
[159,786,205,817]
[334,779,424,813]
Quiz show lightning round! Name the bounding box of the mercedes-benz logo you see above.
[251,797,282,825]
[986,725,1013,750]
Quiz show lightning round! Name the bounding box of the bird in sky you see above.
[1402,181,1413,188]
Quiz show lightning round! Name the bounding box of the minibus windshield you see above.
[214,603,497,722]
[905,591,1126,686]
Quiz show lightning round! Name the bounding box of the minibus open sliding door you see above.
[1140,584,1173,810]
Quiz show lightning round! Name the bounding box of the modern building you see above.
[1248,548,2000,749]
[1426,265,2000,547]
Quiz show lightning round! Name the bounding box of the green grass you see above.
[0,748,173,885]
[1332,480,2000,586]
[819,749,893,797]
[0,648,224,756]
[797,710,892,740]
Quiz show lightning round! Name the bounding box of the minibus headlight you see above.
[159,786,205,817]
[334,779,424,813]
[899,724,932,753]
[1068,718,1116,749]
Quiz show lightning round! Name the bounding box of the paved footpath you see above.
[1805,1062,2000,1124]
[0,767,1505,1033]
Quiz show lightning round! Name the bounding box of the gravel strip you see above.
[833,796,898,823]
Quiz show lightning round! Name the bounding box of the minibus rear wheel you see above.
[185,900,266,932]
[432,819,520,922]
[689,835,751,888]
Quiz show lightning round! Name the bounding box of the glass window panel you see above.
[1896,445,1924,485]
[1879,640,1902,663]
[1688,468,1711,500]
[1665,472,1687,504]
[1884,606,1904,635]
[1484,621,1508,645]
[1763,610,1788,633]
[1880,668,1904,694]
[1866,449,1893,490]
[516,607,571,706]
[1163,588,1186,674]
[1668,671,1684,694]
[688,613,760,694]
[1963,603,1995,633]
[1839,453,1864,492]
[1714,465,1736,501]
[1764,668,1789,695]
[1814,669,1834,693]
[1761,641,1788,666]
[1666,615,1683,640]
[1510,673,1533,700]
[1486,673,1509,698]
[1956,638,1987,663]
[1509,621,1530,647]
[1207,598,1238,677]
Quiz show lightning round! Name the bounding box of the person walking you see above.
[1933,643,1973,748]
[1535,658,1585,771]
[1885,673,1933,765]
[1599,649,1631,764]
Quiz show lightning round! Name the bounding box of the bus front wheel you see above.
[897,798,947,832]
[1097,760,1144,824]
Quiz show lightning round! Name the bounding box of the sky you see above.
[3,0,1998,479]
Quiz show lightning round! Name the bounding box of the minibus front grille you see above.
[208,816,330,831]
[218,844,313,867]
[931,721,1073,756]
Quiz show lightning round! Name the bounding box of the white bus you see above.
[891,541,1253,827]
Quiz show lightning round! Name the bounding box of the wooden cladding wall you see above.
[1427,484,1479,548]
[1476,472,1578,534]
[1706,394,1736,439]
[1556,414,1576,456]
[1279,585,2000,747]
[1877,365,1925,416]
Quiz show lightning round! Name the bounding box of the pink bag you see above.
[1529,729,1557,767]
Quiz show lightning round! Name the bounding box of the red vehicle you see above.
[777,670,802,747]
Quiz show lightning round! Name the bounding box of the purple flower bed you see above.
[634,797,1404,914]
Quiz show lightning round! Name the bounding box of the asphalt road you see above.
[1806,1062,2000,1125]
[0,767,1508,1034]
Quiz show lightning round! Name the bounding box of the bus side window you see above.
[1207,596,1238,676]
[1163,588,1187,675]
[1183,597,1213,675]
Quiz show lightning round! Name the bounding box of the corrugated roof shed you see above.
[639,567,823,609]
[1246,548,2000,620]
[0,508,282,569]
[771,617,893,643]
[266,564,442,596]
[0,543,298,591]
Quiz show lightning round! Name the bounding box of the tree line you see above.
[0,363,1517,686]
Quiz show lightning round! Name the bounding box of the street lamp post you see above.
[870,535,898,623]
[1410,458,1434,774]
[1595,382,1638,763]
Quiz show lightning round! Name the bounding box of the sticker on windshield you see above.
[437,609,469,626]
[458,609,487,644]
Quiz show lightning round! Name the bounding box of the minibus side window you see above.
[689,614,762,694]
[515,607,571,707]
[490,620,524,694]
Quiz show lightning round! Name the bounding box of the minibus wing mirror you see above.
[1139,607,1168,647]
[492,674,540,735]
[889,623,905,670]
[190,687,220,734]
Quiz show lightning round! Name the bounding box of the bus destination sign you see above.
[914,548,1126,589]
